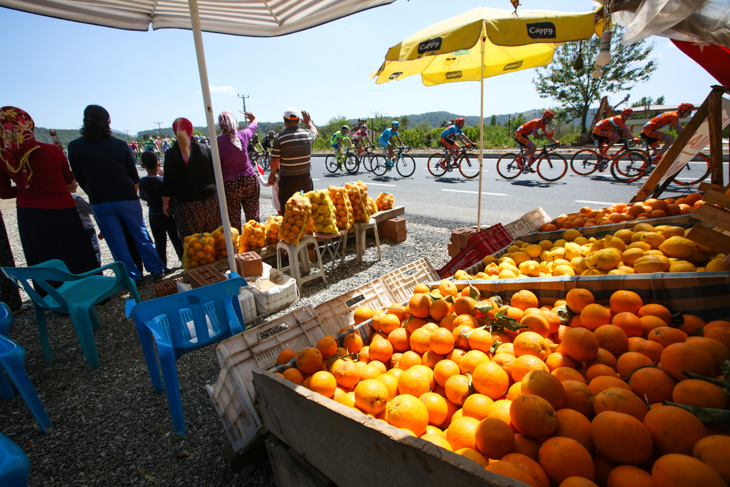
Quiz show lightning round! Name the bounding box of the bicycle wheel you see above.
[372,155,388,176]
[397,155,416,178]
[497,153,522,180]
[362,153,375,172]
[611,151,648,182]
[344,155,360,174]
[458,153,480,179]
[537,154,568,182]
[675,153,711,186]
[427,153,448,177]
[260,153,270,171]
[325,155,339,174]
[570,149,601,176]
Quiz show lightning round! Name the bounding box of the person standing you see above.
[0,106,99,285]
[268,108,318,210]
[68,105,164,283]
[217,110,260,228]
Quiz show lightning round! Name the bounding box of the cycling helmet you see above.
[252,134,259,140]
[678,103,695,112]
[341,125,349,131]
[268,130,274,135]
[621,107,634,116]
[361,124,367,130]
[455,117,465,125]
[543,110,555,120]
[391,120,400,128]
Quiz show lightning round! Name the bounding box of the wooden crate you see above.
[687,189,730,261]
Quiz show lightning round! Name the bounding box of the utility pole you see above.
[237,93,249,126]
[125,130,130,141]
[154,121,163,139]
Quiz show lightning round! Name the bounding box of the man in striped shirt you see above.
[268,107,318,211]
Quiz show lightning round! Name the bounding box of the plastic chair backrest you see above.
[2,260,79,311]
[127,275,246,352]
[0,302,10,336]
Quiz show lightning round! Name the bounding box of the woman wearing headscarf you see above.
[217,110,260,229]
[162,117,221,239]
[0,106,98,279]
[68,105,164,283]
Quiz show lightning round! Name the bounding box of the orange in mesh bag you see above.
[376,192,394,211]
[240,220,269,252]
[328,185,354,231]
[182,232,216,269]
[211,226,240,259]
[281,192,312,245]
[305,190,339,234]
[266,215,283,245]
[345,181,370,223]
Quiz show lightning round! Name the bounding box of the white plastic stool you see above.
[276,235,326,289]
[314,230,347,272]
[350,217,382,265]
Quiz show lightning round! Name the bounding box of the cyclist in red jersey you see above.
[514,110,558,171]
[592,107,636,157]
[640,102,695,161]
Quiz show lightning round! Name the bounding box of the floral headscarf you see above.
[173,117,193,163]
[218,111,242,150]
[0,106,40,188]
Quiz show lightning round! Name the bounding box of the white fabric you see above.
[0,0,395,36]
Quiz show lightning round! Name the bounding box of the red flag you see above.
[672,40,730,87]
[256,161,265,176]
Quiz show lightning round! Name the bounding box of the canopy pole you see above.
[188,0,237,273]
[476,22,486,231]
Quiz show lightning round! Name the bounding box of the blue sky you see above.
[0,0,718,135]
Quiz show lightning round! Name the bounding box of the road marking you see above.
[442,189,507,196]
[575,199,617,206]
[367,182,398,187]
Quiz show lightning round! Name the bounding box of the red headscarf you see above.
[173,117,193,162]
[0,106,40,188]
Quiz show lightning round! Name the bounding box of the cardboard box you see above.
[235,252,263,277]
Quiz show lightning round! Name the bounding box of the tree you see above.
[534,25,656,134]
[490,115,497,126]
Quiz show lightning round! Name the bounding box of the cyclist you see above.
[514,110,558,171]
[440,117,474,163]
[144,136,159,153]
[262,130,275,154]
[331,125,351,166]
[592,107,635,157]
[379,120,404,166]
[351,124,374,156]
[247,134,263,154]
[161,137,171,154]
[640,102,695,162]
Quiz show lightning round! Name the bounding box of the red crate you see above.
[437,224,513,278]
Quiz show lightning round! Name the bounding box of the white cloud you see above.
[209,85,236,95]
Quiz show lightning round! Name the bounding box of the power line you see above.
[237,94,249,126]
[154,121,163,138]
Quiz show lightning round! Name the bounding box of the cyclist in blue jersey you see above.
[379,120,404,166]
[440,117,474,162]
[331,125,351,166]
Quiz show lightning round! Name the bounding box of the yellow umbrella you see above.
[371,6,601,229]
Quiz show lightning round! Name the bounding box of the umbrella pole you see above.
[188,0,237,274]
[477,23,486,231]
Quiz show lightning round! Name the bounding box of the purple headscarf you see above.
[218,111,242,151]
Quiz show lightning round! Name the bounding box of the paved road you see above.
[303,151,721,228]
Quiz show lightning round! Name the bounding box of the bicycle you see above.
[570,139,648,181]
[497,143,568,182]
[427,145,479,179]
[359,146,379,173]
[372,146,416,178]
[611,142,711,186]
[325,147,360,175]
[258,151,270,171]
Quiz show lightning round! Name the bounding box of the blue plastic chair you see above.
[0,303,52,434]
[0,432,29,487]
[125,272,246,436]
[2,260,141,370]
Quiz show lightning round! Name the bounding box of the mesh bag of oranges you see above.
[345,182,370,223]
[375,192,394,211]
[305,190,339,234]
[211,226,239,259]
[182,232,216,269]
[366,196,378,216]
[265,215,283,245]
[281,192,312,245]
[328,186,354,231]
[239,220,269,252]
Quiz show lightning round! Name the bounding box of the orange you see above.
[452,323,474,350]
[408,328,433,355]
[427,327,454,355]
[419,391,449,427]
[609,290,643,314]
[507,382,522,401]
[444,374,470,406]
[453,296,476,316]
[342,332,363,354]
[514,433,541,461]
[513,331,550,360]
[295,347,323,374]
[332,359,359,389]
[458,350,490,375]
[374,313,401,334]
[672,379,727,409]
[538,436,595,485]
[408,293,432,319]
[438,279,458,297]
[461,393,494,421]
[485,461,539,486]
[429,298,452,323]
[367,337,393,363]
[561,327,599,362]
[551,366,585,383]
[420,433,453,451]
[386,394,429,436]
[607,465,654,487]
[685,336,730,367]
[357,363,380,380]
[521,370,566,410]
[475,417,515,459]
[629,367,675,404]
[678,314,706,336]
[471,361,510,400]
[593,325,629,356]
[386,303,407,321]
[486,398,513,425]
[566,288,595,313]
[612,312,644,338]
[520,313,551,338]
[628,338,664,362]
[511,355,549,382]
[446,416,480,451]
[353,306,375,324]
[580,304,613,331]
[593,387,648,421]
[704,324,730,350]
[387,327,410,353]
[282,367,304,384]
[397,367,431,397]
[353,378,389,414]
[648,326,688,348]
[637,303,672,325]
[562,380,595,419]
[455,447,489,467]
[546,352,578,371]
[591,411,653,465]
[616,352,653,378]
[466,328,494,353]
[309,370,337,398]
[644,405,707,456]
[652,453,727,487]
[660,342,715,381]
[510,394,559,438]
[511,290,540,311]
[433,359,460,387]
[693,435,730,484]
[588,375,632,396]
[413,283,430,294]
[276,348,297,365]
[374,373,398,401]
[397,350,422,371]
[501,453,550,487]
[555,408,593,452]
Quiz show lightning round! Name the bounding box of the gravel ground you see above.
[0,188,465,486]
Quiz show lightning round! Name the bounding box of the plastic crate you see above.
[247,268,299,315]
[206,367,262,454]
[314,279,396,336]
[437,224,513,278]
[503,207,552,239]
[237,288,258,325]
[379,257,439,303]
[187,264,226,288]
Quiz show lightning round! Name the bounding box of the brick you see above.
[235,252,263,277]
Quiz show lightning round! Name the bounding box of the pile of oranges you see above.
[345,181,370,223]
[539,193,704,232]
[276,282,730,487]
[181,232,216,269]
[328,186,354,232]
[376,192,395,212]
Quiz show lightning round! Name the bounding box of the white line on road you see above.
[442,189,507,196]
[575,199,617,206]
[367,182,398,187]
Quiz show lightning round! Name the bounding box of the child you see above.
[68,180,102,266]
[139,151,184,270]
